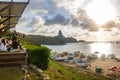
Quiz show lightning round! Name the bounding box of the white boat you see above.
[67,53,75,60]
[77,60,90,68]
[55,57,66,62]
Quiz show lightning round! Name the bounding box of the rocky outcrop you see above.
[24,30,78,45]
[55,30,77,43]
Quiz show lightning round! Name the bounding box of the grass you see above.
[44,60,111,80]
[0,67,23,80]
[0,66,43,80]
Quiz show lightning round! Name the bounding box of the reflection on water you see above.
[90,43,111,57]
[44,42,120,57]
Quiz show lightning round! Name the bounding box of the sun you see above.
[85,0,116,25]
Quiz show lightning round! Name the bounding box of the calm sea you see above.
[43,42,120,57]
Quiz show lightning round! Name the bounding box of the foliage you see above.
[24,45,50,70]
[20,38,32,45]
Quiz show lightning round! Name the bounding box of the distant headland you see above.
[24,30,79,45]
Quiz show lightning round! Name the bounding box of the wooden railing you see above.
[0,51,27,67]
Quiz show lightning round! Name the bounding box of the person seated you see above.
[10,39,21,52]
[6,39,12,52]
[0,39,7,52]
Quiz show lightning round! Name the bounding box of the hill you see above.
[24,35,66,45]
[24,30,78,45]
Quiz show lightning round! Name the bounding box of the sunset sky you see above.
[10,0,120,41]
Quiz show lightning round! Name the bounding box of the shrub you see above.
[24,45,50,70]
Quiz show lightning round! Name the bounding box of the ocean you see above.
[43,42,120,58]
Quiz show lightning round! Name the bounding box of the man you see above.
[11,38,21,52]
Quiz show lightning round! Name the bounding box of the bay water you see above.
[43,42,120,57]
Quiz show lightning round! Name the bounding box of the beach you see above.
[89,58,120,76]
[49,42,120,79]
[59,57,120,79]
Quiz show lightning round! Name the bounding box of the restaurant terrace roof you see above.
[0,0,29,33]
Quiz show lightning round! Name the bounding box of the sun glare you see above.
[90,42,111,57]
[85,0,116,25]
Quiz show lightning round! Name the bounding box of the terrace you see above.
[0,0,29,66]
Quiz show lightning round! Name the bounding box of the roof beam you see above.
[9,2,11,29]
[2,26,10,33]
[0,3,12,13]
[2,23,10,29]
[1,15,21,18]
[0,0,29,32]
[0,2,29,4]
[3,23,17,25]
[0,16,11,24]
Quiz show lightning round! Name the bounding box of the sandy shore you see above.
[89,58,120,76]
[60,57,120,78]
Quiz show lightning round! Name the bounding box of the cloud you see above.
[101,20,120,31]
[103,28,112,31]
[111,0,120,14]
[15,0,120,41]
[80,18,99,31]
[18,15,44,28]
[102,21,116,28]
[25,0,56,13]
[44,14,69,25]
[18,17,27,25]
[28,25,61,36]
[71,18,80,26]
[20,0,72,27]
[20,0,99,35]
[81,0,93,8]
[111,32,119,36]
[25,0,71,18]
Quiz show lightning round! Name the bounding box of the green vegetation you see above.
[44,61,110,80]
[24,34,78,45]
[24,35,66,45]
[0,66,43,80]
[24,45,50,70]
[0,67,23,80]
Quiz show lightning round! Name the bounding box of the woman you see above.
[0,39,7,51]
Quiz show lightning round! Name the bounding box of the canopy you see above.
[0,0,29,32]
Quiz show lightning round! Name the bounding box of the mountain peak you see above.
[57,30,65,39]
